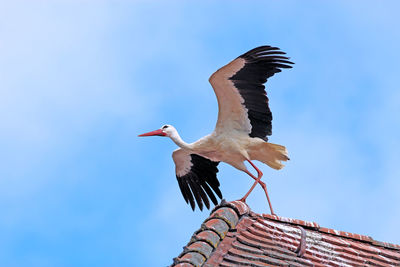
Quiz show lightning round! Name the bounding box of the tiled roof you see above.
[171,200,400,267]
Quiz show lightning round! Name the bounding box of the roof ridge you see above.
[172,200,248,267]
[171,200,400,267]
[261,213,400,250]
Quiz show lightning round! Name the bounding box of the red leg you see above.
[238,170,259,202]
[257,179,276,216]
[239,160,263,201]
[239,160,275,215]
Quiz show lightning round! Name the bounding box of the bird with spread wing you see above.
[139,46,293,215]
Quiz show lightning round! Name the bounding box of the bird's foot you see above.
[257,180,277,216]
[237,197,247,203]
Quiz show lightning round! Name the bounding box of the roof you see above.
[171,200,400,267]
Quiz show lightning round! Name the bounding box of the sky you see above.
[1,0,400,266]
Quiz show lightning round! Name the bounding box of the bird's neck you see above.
[170,132,191,149]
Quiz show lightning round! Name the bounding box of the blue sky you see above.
[1,1,400,266]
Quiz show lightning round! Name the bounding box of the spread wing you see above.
[209,45,293,141]
[172,149,222,211]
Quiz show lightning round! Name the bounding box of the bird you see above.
[139,45,293,215]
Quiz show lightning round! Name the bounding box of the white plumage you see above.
[139,45,293,214]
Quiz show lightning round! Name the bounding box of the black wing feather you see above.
[176,154,221,211]
[177,178,189,204]
[199,181,218,207]
[229,45,294,140]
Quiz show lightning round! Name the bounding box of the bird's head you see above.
[138,124,176,138]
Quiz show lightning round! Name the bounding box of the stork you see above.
[139,46,293,215]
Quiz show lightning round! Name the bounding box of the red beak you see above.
[138,129,167,137]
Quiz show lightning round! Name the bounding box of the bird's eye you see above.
[162,125,168,129]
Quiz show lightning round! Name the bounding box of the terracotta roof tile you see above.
[171,200,400,267]
[208,207,239,229]
[186,241,214,259]
[203,218,230,239]
[174,263,194,267]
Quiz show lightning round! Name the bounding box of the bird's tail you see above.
[250,142,289,170]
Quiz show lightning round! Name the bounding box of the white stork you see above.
[139,46,293,215]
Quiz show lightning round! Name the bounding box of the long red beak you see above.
[138,129,166,137]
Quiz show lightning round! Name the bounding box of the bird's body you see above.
[171,131,287,173]
[197,132,250,170]
[186,132,250,169]
[139,45,293,213]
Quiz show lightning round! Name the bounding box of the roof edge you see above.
[171,200,400,266]
[262,213,400,250]
[171,200,250,266]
